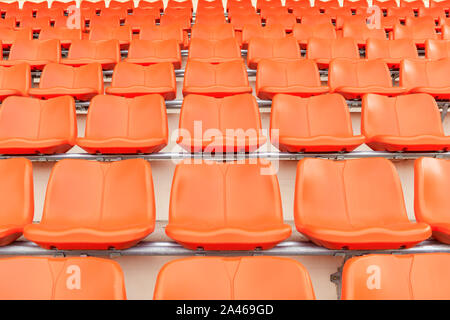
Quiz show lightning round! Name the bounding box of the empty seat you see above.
[257,0,282,11]
[264,13,297,32]
[294,157,431,250]
[0,158,33,246]
[39,27,82,48]
[51,1,77,10]
[292,23,336,48]
[400,0,424,10]
[366,39,418,68]
[0,96,76,154]
[0,17,17,29]
[188,38,241,64]
[0,28,31,48]
[197,0,224,11]
[342,253,450,300]
[18,16,51,32]
[306,38,359,69]
[62,40,120,70]
[270,93,365,152]
[106,62,176,100]
[343,0,368,10]
[178,94,266,152]
[124,14,157,32]
[335,15,367,30]
[324,7,353,19]
[392,22,438,47]
[400,58,450,99]
[154,257,315,300]
[183,60,251,97]
[80,0,106,10]
[242,24,285,47]
[89,25,132,47]
[373,0,399,11]
[329,59,406,99]
[362,93,450,151]
[24,159,155,250]
[431,0,450,8]
[228,0,254,10]
[132,7,161,17]
[159,13,191,30]
[138,0,164,12]
[342,22,387,47]
[0,64,30,101]
[387,6,415,19]
[415,158,450,244]
[190,23,235,41]
[418,7,446,22]
[259,6,288,20]
[256,59,329,100]
[298,13,332,25]
[109,0,134,10]
[247,37,300,69]
[0,39,60,70]
[228,4,255,16]
[4,8,33,23]
[29,63,103,101]
[425,39,450,60]
[228,12,261,32]
[195,13,227,25]
[167,160,291,250]
[292,7,320,19]
[286,0,311,10]
[315,0,340,10]
[78,94,167,154]
[126,39,181,69]
[140,24,188,49]
[22,1,49,12]
[166,0,194,11]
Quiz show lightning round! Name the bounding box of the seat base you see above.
[274,136,365,153]
[77,138,167,154]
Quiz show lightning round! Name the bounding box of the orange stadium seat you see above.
[228,5,255,16]
[62,40,120,70]
[18,16,51,32]
[298,13,333,25]
[315,0,340,10]
[259,6,288,20]
[324,7,353,20]
[241,24,286,48]
[167,0,193,11]
[0,17,17,29]
[89,25,132,47]
[264,13,297,32]
[166,160,291,250]
[0,257,126,299]
[0,158,33,246]
[400,58,450,99]
[292,23,336,48]
[106,62,176,100]
[132,7,161,18]
[257,0,282,11]
[140,24,188,49]
[88,15,121,29]
[0,64,30,101]
[343,0,368,10]
[256,59,329,100]
[294,157,431,250]
[191,23,235,40]
[430,0,450,9]
[22,1,49,11]
[292,7,320,19]
[154,257,315,300]
[342,22,387,47]
[29,63,103,101]
[160,12,192,31]
[0,1,19,14]
[342,253,450,300]
[183,60,251,97]
[196,7,224,18]
[415,158,450,244]
[228,12,261,32]
[165,6,193,18]
[126,39,181,68]
[387,6,415,20]
[247,37,300,69]
[138,0,164,12]
[80,0,106,11]
[306,38,359,69]
[228,0,254,11]
[4,8,33,24]
[0,39,60,70]
[335,15,367,30]
[362,93,450,151]
[177,93,266,152]
[38,27,82,48]
[440,23,450,40]
[124,14,157,31]
[24,158,155,250]
[109,0,134,10]
[36,7,65,19]
[400,0,425,10]
[366,38,419,68]
[78,94,168,154]
[270,93,365,152]
[51,1,77,10]
[195,13,227,24]
[188,38,241,64]
[286,0,311,10]
[392,21,439,47]
[425,39,450,60]
[0,96,76,154]
[329,59,406,99]
[418,7,446,22]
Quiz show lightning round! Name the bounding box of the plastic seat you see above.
[0,64,30,101]
[178,93,266,152]
[295,157,431,250]
[298,13,333,25]
[78,94,167,154]
[425,39,450,60]
[154,256,315,300]
[139,24,188,49]
[29,63,103,101]
[228,0,254,11]
[51,1,77,10]
[0,39,60,70]
[106,62,176,100]
[126,39,181,68]
[400,0,424,10]
[24,159,155,250]
[62,40,120,70]
[264,13,297,32]
[138,0,164,12]
[373,0,399,11]
[80,0,106,11]
[256,59,329,100]
[4,8,33,23]
[257,0,282,11]
[160,12,192,31]
[0,1,19,14]
[440,23,450,40]
[286,0,311,10]
[270,93,365,152]
[405,15,438,27]
[167,160,291,250]
[362,93,450,151]
[335,15,367,30]
[387,6,415,19]
[38,27,82,48]
[324,7,353,19]
[89,25,132,47]
[183,60,251,97]
[415,158,450,244]
[0,158,33,246]
[259,6,288,20]
[198,0,224,10]
[166,0,194,11]
[36,7,65,19]
[292,7,320,19]
[228,5,256,17]
[247,37,300,69]
[18,16,51,32]
[431,0,450,8]
[194,13,227,25]
[164,6,193,19]
[366,38,419,68]
[342,22,387,47]
[124,15,156,32]
[418,7,446,22]
[0,96,76,154]
[306,38,359,69]
[87,15,121,29]
[343,0,368,10]
[228,12,261,32]
[99,8,131,20]
[342,253,450,300]
[315,0,340,10]
[329,59,406,99]
[132,7,161,18]
[196,6,224,18]
[392,22,439,47]
[191,23,235,41]
[188,38,241,64]
[109,0,134,10]
[22,1,49,12]
[241,25,286,48]
[293,23,336,48]
[0,17,17,29]
[400,58,450,99]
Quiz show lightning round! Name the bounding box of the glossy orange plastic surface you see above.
[366,38,419,68]
[63,39,120,70]
[0,39,60,70]
[39,27,82,48]
[292,23,336,47]
[247,37,300,69]
[126,39,181,68]
[0,64,30,101]
[425,39,450,60]
[139,24,188,49]
[306,38,359,69]
[89,25,132,46]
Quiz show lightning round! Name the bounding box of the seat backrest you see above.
[362,93,444,140]
[195,13,227,24]
[242,24,286,44]
[229,12,261,30]
[393,21,438,40]
[19,16,51,29]
[265,13,297,29]
[366,38,419,60]
[315,0,340,9]
[139,24,184,45]
[0,257,126,300]
[335,15,367,29]
[440,23,450,40]
[342,253,450,300]
[400,0,425,8]
[125,14,157,28]
[184,60,249,88]
[67,39,120,61]
[324,7,353,17]
[111,62,175,90]
[0,64,30,96]
[405,15,436,26]
[425,39,450,60]
[373,0,399,9]
[387,6,415,17]
[109,0,134,9]
[89,25,132,43]
[342,22,387,42]
[248,37,300,63]
[9,39,60,63]
[293,23,336,43]
[400,58,450,89]
[295,158,410,230]
[0,27,32,43]
[191,23,235,40]
[188,38,241,61]
[307,38,359,61]
[292,7,320,18]
[39,63,103,92]
[39,27,82,42]
[299,14,332,25]
[154,256,315,300]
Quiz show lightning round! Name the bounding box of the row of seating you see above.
[0,156,450,250]
[1,253,450,300]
